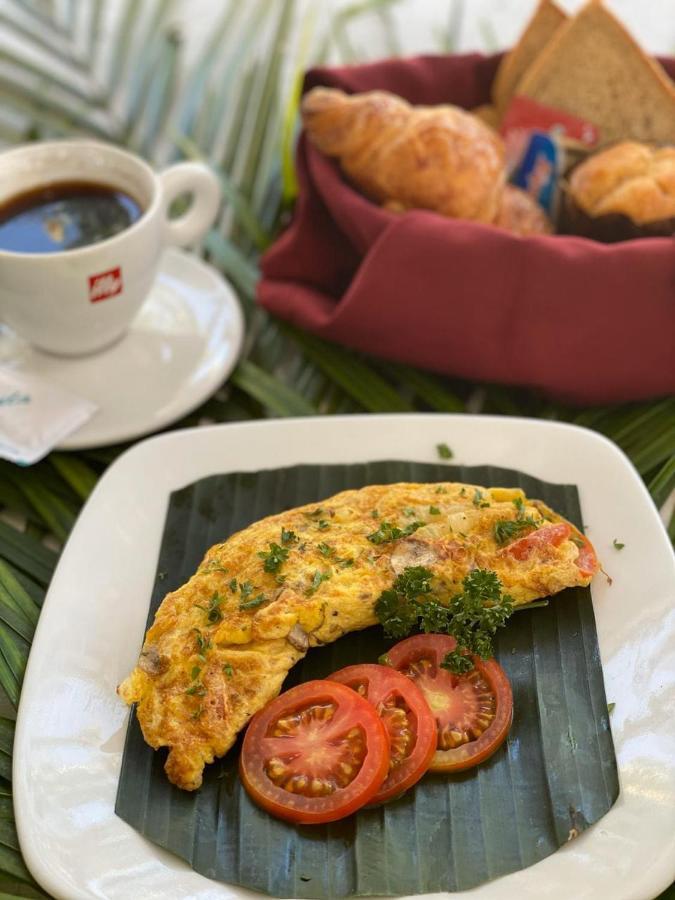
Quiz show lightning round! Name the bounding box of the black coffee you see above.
[0,181,143,253]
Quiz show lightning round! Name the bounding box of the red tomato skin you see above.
[571,530,599,577]
[239,679,390,825]
[428,656,512,772]
[328,663,437,804]
[506,523,571,560]
[506,522,599,578]
[386,634,513,774]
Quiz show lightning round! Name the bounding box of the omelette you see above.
[118,482,598,790]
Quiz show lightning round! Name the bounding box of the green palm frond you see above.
[0,1,673,894]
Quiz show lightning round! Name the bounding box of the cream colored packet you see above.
[0,368,97,465]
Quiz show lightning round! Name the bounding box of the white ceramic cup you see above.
[0,140,221,355]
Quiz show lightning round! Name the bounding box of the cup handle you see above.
[158,162,221,246]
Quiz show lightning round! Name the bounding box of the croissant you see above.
[495,185,553,236]
[301,87,506,224]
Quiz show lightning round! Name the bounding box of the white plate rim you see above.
[12,414,675,900]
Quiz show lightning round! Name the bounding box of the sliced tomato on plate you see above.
[239,679,389,824]
[328,663,437,803]
[506,521,598,577]
[386,634,513,773]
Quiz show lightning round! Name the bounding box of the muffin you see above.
[562,141,675,242]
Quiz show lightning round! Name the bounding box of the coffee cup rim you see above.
[0,139,161,260]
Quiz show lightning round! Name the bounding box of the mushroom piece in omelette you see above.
[118,482,599,790]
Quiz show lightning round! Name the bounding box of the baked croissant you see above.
[495,185,553,236]
[302,87,506,224]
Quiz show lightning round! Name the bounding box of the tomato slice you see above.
[506,522,598,577]
[386,634,513,773]
[571,530,599,577]
[239,679,389,824]
[506,522,571,560]
[328,664,437,803]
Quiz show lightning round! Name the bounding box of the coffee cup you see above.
[0,140,221,355]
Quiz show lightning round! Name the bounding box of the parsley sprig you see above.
[281,528,298,545]
[193,629,211,661]
[305,569,332,596]
[493,517,538,545]
[194,591,224,624]
[199,560,229,575]
[375,566,513,674]
[367,520,424,545]
[237,580,266,610]
[493,499,539,546]
[258,542,289,573]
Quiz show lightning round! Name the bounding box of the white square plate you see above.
[13,415,675,900]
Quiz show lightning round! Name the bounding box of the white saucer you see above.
[0,248,244,450]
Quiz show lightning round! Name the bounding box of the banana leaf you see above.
[115,461,618,897]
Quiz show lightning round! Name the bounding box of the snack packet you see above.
[0,367,97,465]
[501,95,600,217]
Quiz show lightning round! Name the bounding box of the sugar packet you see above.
[0,368,97,465]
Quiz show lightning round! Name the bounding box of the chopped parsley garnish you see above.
[223,663,234,678]
[240,593,267,610]
[607,702,615,714]
[191,705,204,720]
[186,683,206,697]
[190,666,201,680]
[435,486,448,494]
[436,442,453,460]
[304,508,323,519]
[199,560,229,575]
[403,507,415,517]
[570,534,585,548]
[258,542,289,573]
[367,519,424,545]
[195,591,224,624]
[239,581,254,601]
[193,629,211,661]
[493,517,538,546]
[371,509,380,519]
[459,487,466,497]
[493,498,539,546]
[473,489,490,508]
[338,557,354,568]
[429,505,441,515]
[378,653,393,666]
[228,577,237,593]
[613,539,625,550]
[281,527,298,545]
[317,542,334,557]
[237,580,266,610]
[375,566,513,674]
[306,569,332,596]
[317,520,330,531]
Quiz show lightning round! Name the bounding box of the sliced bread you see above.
[491,0,568,115]
[516,0,675,145]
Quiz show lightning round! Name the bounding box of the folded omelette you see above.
[118,482,598,790]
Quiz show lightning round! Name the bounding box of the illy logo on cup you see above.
[88,267,123,303]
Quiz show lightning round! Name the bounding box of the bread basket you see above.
[258,53,675,405]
